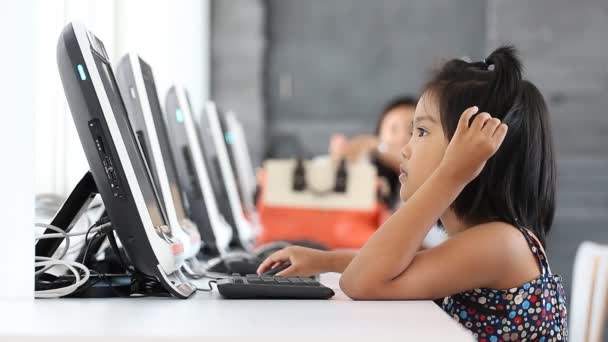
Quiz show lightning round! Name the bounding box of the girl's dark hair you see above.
[424,46,556,246]
[374,95,418,134]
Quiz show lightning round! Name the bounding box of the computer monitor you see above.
[224,112,258,210]
[115,53,202,261]
[198,103,254,248]
[217,111,263,240]
[215,110,247,209]
[164,86,232,257]
[194,104,248,249]
[56,22,194,298]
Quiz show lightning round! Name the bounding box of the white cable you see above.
[34,257,80,298]
[35,224,107,240]
[34,223,70,275]
[34,221,108,297]
[34,222,111,268]
[34,256,90,298]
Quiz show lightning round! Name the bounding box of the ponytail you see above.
[484,45,523,113]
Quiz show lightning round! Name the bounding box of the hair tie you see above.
[483,58,495,71]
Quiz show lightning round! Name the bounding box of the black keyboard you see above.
[216,274,335,299]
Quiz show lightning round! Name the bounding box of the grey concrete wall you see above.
[263,0,486,158]
[210,0,266,166]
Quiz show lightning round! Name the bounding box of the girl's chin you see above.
[399,187,410,202]
[400,182,420,202]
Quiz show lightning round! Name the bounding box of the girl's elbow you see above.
[339,273,378,300]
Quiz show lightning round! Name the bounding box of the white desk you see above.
[0,273,473,341]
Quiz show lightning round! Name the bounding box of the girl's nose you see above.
[401,142,412,160]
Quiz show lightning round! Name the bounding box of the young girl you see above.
[257,46,568,341]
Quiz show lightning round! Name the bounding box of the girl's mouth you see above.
[399,166,408,182]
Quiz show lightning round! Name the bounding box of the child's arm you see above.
[325,250,359,273]
[342,221,530,299]
[340,107,511,300]
[256,247,358,276]
[340,167,467,298]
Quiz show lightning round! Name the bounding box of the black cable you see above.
[80,231,102,264]
[64,270,105,296]
[106,229,132,272]
[84,224,97,245]
[196,280,217,292]
[35,266,89,292]
[83,216,111,248]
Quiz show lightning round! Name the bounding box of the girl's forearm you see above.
[322,250,358,273]
[341,166,464,288]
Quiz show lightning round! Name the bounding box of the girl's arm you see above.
[256,247,358,276]
[326,250,359,273]
[340,107,512,300]
[340,167,467,298]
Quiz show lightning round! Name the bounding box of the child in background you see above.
[329,96,417,208]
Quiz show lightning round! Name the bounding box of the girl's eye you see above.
[416,127,428,137]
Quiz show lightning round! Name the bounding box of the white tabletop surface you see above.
[0,273,473,341]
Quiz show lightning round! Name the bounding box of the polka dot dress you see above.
[441,227,568,341]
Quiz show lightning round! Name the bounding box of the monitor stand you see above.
[35,171,156,298]
[36,171,98,258]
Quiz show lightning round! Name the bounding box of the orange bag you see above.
[256,158,391,249]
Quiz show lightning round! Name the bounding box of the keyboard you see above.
[216,274,335,299]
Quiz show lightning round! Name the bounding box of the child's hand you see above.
[329,134,348,159]
[330,134,379,162]
[439,106,508,185]
[256,246,329,277]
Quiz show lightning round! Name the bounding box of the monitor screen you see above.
[139,59,189,222]
[196,112,235,225]
[217,111,247,206]
[93,53,166,228]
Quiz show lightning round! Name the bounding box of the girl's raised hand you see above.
[439,106,508,185]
